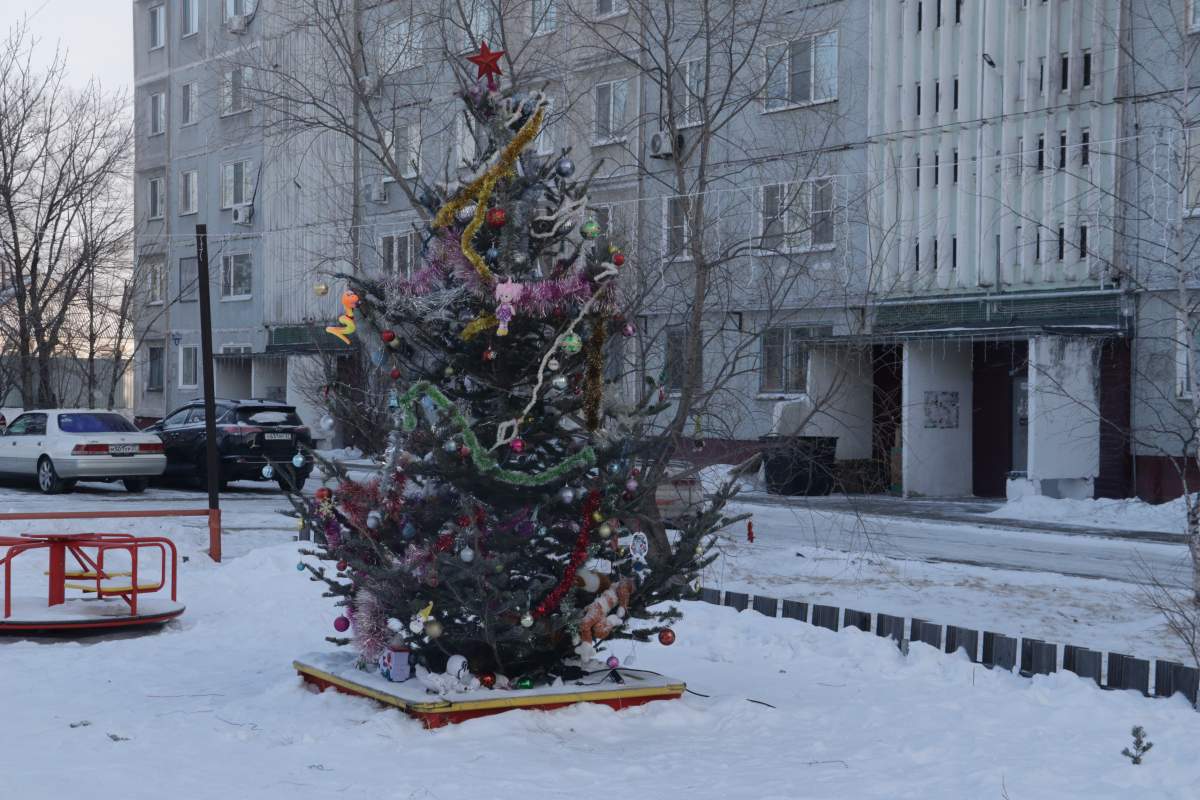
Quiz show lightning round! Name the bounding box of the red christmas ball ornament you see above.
[456,515,472,528]
[381,329,397,343]
[389,367,402,380]
[622,322,636,337]
[485,207,507,228]
[612,252,625,267]
[315,487,333,502]
[479,672,496,688]
[458,445,471,459]
[510,438,526,454]
[336,560,347,571]
[333,616,351,632]
[658,628,676,646]
[435,533,454,553]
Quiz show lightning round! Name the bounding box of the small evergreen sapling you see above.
[1120,725,1153,765]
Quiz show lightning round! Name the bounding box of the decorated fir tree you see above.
[296,47,737,692]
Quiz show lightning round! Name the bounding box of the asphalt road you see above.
[733,497,1194,590]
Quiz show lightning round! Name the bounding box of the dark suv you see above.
[148,400,314,490]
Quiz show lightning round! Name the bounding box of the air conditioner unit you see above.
[649,129,682,159]
[370,180,389,204]
[228,14,248,34]
[232,203,254,225]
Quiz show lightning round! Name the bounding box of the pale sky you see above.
[7,0,133,92]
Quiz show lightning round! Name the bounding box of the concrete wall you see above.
[902,341,973,496]
[285,354,333,447]
[798,347,873,460]
[1027,336,1099,498]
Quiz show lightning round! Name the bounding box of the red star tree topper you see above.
[467,41,505,87]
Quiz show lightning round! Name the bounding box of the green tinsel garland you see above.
[398,380,596,486]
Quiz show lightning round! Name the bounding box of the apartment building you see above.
[130,1,1200,500]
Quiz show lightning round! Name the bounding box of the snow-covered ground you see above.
[1,536,1197,799]
[707,500,1196,663]
[989,494,1190,534]
[0,480,1197,798]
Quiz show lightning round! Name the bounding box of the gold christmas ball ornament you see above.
[424,619,444,638]
[597,522,613,538]
[314,282,330,297]
[591,511,605,523]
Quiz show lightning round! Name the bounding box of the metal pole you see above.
[194,224,222,562]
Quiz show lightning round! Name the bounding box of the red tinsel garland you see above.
[533,489,599,618]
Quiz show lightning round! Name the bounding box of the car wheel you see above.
[123,477,149,493]
[37,457,69,495]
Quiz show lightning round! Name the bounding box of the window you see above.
[761,179,834,252]
[179,346,199,389]
[933,153,940,186]
[666,195,691,254]
[149,5,165,49]
[760,328,810,394]
[381,16,419,71]
[534,99,557,156]
[1038,57,1046,95]
[1058,131,1067,169]
[149,92,165,135]
[915,154,921,188]
[952,149,959,183]
[1078,224,1088,259]
[461,1,496,50]
[148,177,164,219]
[934,80,941,113]
[393,123,421,178]
[1034,228,1041,262]
[664,327,698,392]
[532,0,557,34]
[764,31,838,110]
[220,253,252,299]
[1189,128,1200,210]
[953,77,959,110]
[455,115,477,164]
[1179,313,1195,397]
[1015,137,1023,171]
[382,231,418,277]
[594,78,630,142]
[1016,60,1025,100]
[182,0,198,36]
[952,236,958,270]
[1060,53,1070,92]
[179,257,197,302]
[917,1,923,32]
[181,82,197,126]
[224,0,256,20]
[146,257,165,305]
[222,345,252,355]
[673,58,706,128]
[914,239,920,272]
[146,344,164,391]
[1082,50,1092,87]
[1014,225,1022,263]
[595,0,627,18]
[222,67,251,115]
[180,169,198,215]
[1036,134,1045,171]
[955,0,964,24]
[1080,129,1090,166]
[936,0,943,26]
[220,160,253,208]
[933,237,939,268]
[1057,225,1066,260]
[915,82,922,116]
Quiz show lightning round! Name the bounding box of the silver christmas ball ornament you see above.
[520,613,534,628]
[558,486,575,504]
[459,546,475,563]
[457,203,477,222]
[551,375,568,391]
[291,453,305,469]
[366,510,382,530]
[319,415,336,432]
[556,158,575,177]
[261,464,274,479]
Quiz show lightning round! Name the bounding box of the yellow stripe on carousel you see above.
[293,660,685,714]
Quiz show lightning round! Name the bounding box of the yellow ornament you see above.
[592,511,605,523]
[314,282,330,297]
[417,601,434,620]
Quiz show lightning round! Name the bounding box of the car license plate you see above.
[109,444,136,455]
[264,433,292,441]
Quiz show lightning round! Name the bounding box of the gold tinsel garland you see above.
[583,318,606,431]
[432,106,546,285]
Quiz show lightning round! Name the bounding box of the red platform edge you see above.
[297,665,685,729]
[0,606,185,634]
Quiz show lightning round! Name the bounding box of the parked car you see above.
[147,400,314,491]
[0,409,166,494]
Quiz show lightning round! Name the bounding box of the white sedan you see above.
[0,410,167,494]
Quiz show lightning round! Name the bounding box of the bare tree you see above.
[0,23,133,409]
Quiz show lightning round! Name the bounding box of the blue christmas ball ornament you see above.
[296,562,306,571]
[402,522,416,539]
[485,246,500,263]
[291,453,305,469]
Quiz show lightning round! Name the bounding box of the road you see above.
[732,497,1193,589]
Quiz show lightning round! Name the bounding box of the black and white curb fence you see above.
[697,588,1200,709]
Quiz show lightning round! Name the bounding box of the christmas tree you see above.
[296,47,736,691]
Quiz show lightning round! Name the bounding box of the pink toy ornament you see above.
[606,655,620,669]
[494,278,525,337]
[334,616,351,632]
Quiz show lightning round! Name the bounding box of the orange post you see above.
[208,508,222,563]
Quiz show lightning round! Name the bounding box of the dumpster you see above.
[759,435,837,496]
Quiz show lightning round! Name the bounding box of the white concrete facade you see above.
[868,0,1121,295]
[1024,335,1100,499]
[901,341,974,496]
